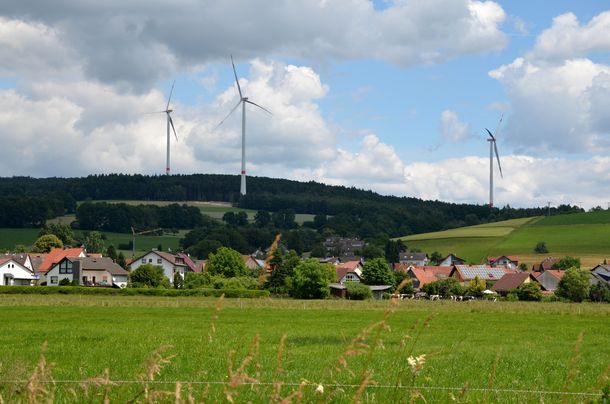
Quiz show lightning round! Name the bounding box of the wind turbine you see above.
[485,114,503,208]
[152,80,178,175]
[216,55,271,195]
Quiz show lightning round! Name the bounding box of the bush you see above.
[58,278,72,286]
[290,259,335,299]
[129,264,171,288]
[345,282,372,300]
[534,241,548,254]
[556,267,590,302]
[422,278,464,297]
[589,282,610,302]
[516,282,542,301]
[505,292,519,301]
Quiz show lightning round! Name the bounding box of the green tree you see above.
[534,241,548,254]
[361,258,394,286]
[346,282,372,300]
[589,282,610,302]
[33,234,63,253]
[362,244,385,260]
[83,231,105,253]
[39,223,76,246]
[266,250,300,295]
[422,278,464,297]
[187,239,222,259]
[129,264,171,288]
[516,282,542,301]
[116,252,127,269]
[290,259,335,299]
[429,251,443,266]
[206,247,249,278]
[254,210,271,227]
[310,243,327,258]
[184,272,211,289]
[173,271,184,289]
[556,267,590,302]
[106,245,118,262]
[466,276,486,296]
[552,256,581,270]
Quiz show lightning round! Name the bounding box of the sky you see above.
[1,0,610,209]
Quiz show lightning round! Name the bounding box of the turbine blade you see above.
[166,80,176,110]
[231,55,243,99]
[485,128,495,140]
[494,113,504,137]
[494,141,503,178]
[245,100,272,115]
[168,114,178,141]
[215,100,242,129]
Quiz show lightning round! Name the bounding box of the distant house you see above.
[129,250,199,284]
[405,266,453,289]
[45,257,128,287]
[323,237,365,257]
[335,261,363,283]
[399,252,429,266]
[487,256,520,269]
[0,258,36,286]
[531,270,565,291]
[492,272,536,295]
[532,257,560,272]
[590,264,610,285]
[243,255,263,271]
[450,265,518,285]
[438,254,465,266]
[36,247,87,284]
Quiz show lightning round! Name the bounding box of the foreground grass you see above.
[0,295,608,402]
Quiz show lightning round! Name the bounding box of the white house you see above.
[0,258,36,286]
[487,255,520,269]
[45,256,128,287]
[129,250,199,283]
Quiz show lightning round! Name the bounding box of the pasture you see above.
[401,213,610,268]
[0,295,608,402]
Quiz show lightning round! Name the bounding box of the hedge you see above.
[0,286,270,298]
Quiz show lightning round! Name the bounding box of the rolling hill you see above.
[399,211,610,268]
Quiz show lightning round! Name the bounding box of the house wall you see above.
[130,252,175,283]
[0,261,35,286]
[339,272,361,283]
[45,264,73,286]
[491,258,518,269]
[113,275,129,288]
[81,270,113,286]
[537,272,560,291]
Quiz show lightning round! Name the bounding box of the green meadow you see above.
[401,212,610,268]
[0,295,608,402]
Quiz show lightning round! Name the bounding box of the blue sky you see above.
[1,1,610,208]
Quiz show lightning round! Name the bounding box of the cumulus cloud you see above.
[0,0,506,90]
[439,110,473,142]
[489,10,610,155]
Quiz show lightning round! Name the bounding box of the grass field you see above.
[400,213,610,268]
[0,295,608,402]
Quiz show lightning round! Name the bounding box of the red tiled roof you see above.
[541,269,565,280]
[488,255,520,263]
[410,266,452,287]
[335,267,362,282]
[534,257,560,271]
[336,260,362,271]
[38,248,85,273]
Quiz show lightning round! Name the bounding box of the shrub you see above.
[58,278,72,286]
[290,259,335,299]
[129,264,171,288]
[422,278,464,297]
[516,282,542,301]
[345,282,372,300]
[534,241,548,254]
[206,247,249,278]
[556,267,590,302]
[589,282,610,303]
[505,292,519,301]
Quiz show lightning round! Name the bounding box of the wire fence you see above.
[0,379,601,398]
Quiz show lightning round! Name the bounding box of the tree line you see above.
[0,174,584,237]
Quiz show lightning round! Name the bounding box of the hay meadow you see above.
[0,295,608,402]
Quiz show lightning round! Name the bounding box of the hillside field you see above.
[400,211,610,268]
[0,295,608,402]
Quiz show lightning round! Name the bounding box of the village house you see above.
[399,252,429,266]
[130,250,200,283]
[532,257,560,272]
[531,270,565,292]
[36,247,87,284]
[323,237,365,257]
[487,255,520,269]
[0,257,36,286]
[492,272,536,295]
[45,256,128,287]
[404,265,453,289]
[335,260,363,283]
[450,265,518,286]
[590,264,610,286]
[438,253,466,266]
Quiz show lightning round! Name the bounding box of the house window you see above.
[157,259,162,264]
[59,260,72,274]
[102,276,108,282]
[50,276,58,284]
[141,258,146,263]
[148,259,153,263]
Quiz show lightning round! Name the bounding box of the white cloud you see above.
[439,110,472,142]
[0,1,507,90]
[529,11,610,62]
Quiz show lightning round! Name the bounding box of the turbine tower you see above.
[485,115,503,208]
[163,81,178,175]
[217,56,271,195]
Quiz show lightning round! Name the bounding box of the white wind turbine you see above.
[216,56,272,195]
[151,80,178,175]
[485,114,504,208]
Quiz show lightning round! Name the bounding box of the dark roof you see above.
[492,272,532,292]
[70,257,128,276]
[400,252,428,261]
[533,257,560,271]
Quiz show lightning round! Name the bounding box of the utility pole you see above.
[547,201,551,217]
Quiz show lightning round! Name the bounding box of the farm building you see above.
[492,272,536,295]
[450,265,518,285]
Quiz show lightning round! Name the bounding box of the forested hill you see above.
[0,174,581,236]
